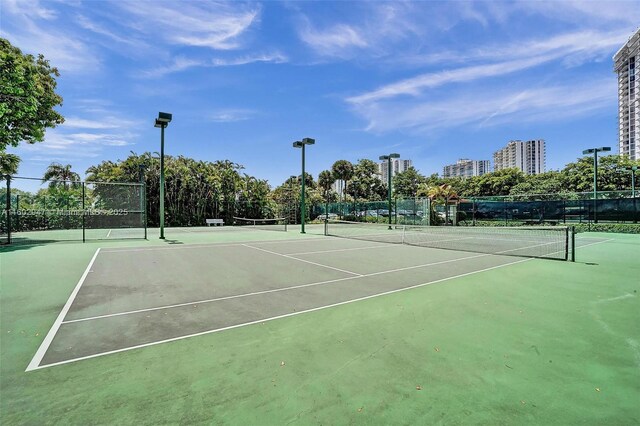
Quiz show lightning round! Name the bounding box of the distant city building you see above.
[378,159,412,178]
[442,159,491,178]
[331,180,344,197]
[493,140,546,175]
[614,27,640,161]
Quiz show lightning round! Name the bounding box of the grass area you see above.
[1,231,638,424]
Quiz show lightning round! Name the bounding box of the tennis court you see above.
[2,224,638,424]
[27,225,607,370]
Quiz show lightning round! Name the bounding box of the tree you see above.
[392,167,425,198]
[43,163,80,189]
[0,152,20,176]
[561,155,640,194]
[509,171,568,198]
[422,184,459,224]
[318,170,334,200]
[0,38,64,150]
[331,160,354,202]
[468,168,526,196]
[346,159,386,201]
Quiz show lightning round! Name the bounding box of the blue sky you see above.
[3,0,640,190]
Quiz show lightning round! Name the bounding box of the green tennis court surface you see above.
[1,226,638,424]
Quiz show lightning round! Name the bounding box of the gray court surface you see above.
[28,234,609,370]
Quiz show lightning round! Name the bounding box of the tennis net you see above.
[233,217,288,232]
[325,220,571,260]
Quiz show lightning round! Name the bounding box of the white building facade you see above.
[378,159,412,179]
[614,27,640,161]
[493,140,546,175]
[442,159,491,178]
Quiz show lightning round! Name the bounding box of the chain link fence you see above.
[2,176,147,245]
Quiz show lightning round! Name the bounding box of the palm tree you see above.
[0,152,20,177]
[423,184,458,225]
[42,163,80,189]
[318,170,334,218]
[331,160,354,217]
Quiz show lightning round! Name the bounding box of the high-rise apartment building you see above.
[614,27,640,161]
[442,159,490,178]
[493,140,546,175]
[378,159,412,178]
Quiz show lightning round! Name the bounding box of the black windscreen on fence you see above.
[1,176,146,245]
[458,197,639,225]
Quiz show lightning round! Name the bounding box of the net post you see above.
[82,182,86,243]
[324,218,328,236]
[570,226,575,262]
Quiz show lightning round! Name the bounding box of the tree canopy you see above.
[0,38,64,150]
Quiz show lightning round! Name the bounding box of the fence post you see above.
[82,182,86,243]
[15,194,19,232]
[472,200,476,226]
[5,175,11,244]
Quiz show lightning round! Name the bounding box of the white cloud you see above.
[209,109,256,123]
[211,52,288,67]
[299,23,368,57]
[116,1,260,50]
[141,52,288,78]
[0,2,100,73]
[75,14,147,50]
[347,26,631,109]
[16,107,142,163]
[2,0,57,20]
[141,57,208,78]
[62,116,139,130]
[297,2,424,59]
[348,54,560,105]
[350,78,616,134]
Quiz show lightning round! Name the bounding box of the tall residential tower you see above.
[493,140,546,175]
[614,27,640,161]
[442,159,490,178]
[378,158,412,178]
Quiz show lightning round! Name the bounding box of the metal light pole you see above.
[293,138,315,233]
[155,112,172,239]
[582,147,610,224]
[379,153,400,229]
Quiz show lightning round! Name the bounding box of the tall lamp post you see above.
[154,112,172,239]
[293,138,315,233]
[582,147,610,224]
[379,153,400,229]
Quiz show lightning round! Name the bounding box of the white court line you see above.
[242,244,363,276]
[105,230,112,238]
[28,256,530,371]
[287,244,396,256]
[100,237,324,253]
[61,252,487,325]
[26,248,102,372]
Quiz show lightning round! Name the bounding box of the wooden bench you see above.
[206,218,224,226]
